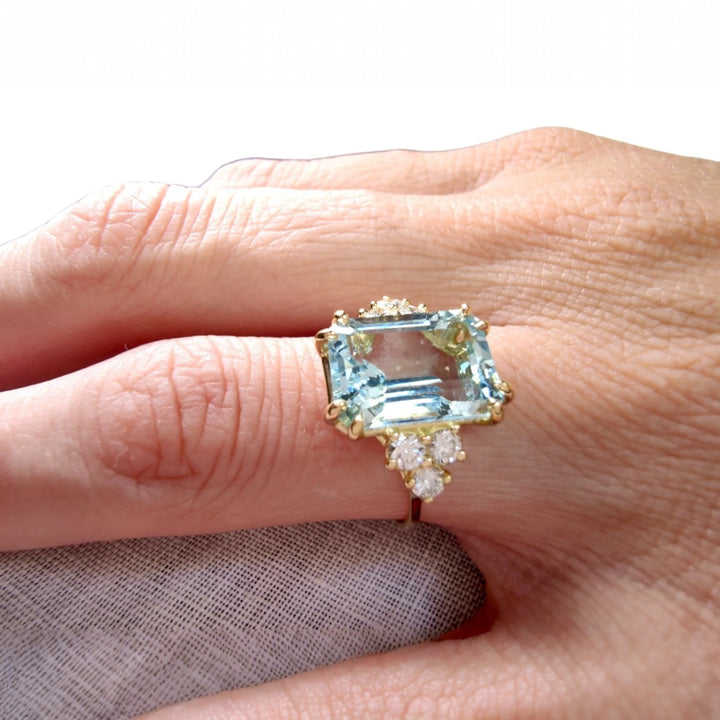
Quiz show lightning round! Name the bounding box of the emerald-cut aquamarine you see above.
[320,306,508,437]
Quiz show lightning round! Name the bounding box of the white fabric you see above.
[1,520,484,719]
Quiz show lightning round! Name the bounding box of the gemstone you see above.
[431,429,462,465]
[321,304,507,436]
[388,433,425,470]
[409,467,447,500]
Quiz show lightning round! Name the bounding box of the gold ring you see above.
[315,297,513,523]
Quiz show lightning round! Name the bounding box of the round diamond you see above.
[430,429,462,465]
[410,467,447,500]
[388,433,425,470]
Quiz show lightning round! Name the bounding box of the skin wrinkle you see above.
[40,182,130,289]
[241,338,272,504]
[178,340,224,506]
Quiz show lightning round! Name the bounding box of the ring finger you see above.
[0,325,536,551]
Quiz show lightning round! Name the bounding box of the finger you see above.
[205,145,502,196]
[136,550,699,720]
[0,180,504,389]
[2,326,542,550]
[0,129,613,389]
[2,128,716,390]
[204,128,605,196]
[206,128,601,195]
[2,315,704,555]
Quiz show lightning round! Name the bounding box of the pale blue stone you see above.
[322,308,507,435]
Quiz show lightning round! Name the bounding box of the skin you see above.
[0,128,718,718]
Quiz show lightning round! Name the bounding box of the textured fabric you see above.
[1,520,484,719]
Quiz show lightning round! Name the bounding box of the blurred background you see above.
[1,0,718,241]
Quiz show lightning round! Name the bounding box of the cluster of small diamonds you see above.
[384,427,464,501]
[359,296,424,318]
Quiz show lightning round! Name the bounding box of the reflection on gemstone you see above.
[322,308,507,436]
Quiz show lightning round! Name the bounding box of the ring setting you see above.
[315,298,512,521]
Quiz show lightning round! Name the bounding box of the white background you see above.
[1,0,718,241]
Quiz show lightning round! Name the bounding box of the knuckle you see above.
[37,181,186,293]
[510,126,600,156]
[89,338,250,502]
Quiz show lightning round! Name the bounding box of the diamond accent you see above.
[361,296,417,318]
[409,466,447,500]
[388,433,425,470]
[431,429,462,465]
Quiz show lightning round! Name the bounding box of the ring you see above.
[315,297,513,523]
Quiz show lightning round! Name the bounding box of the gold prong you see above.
[490,400,504,423]
[315,329,335,357]
[424,496,435,503]
[443,474,452,485]
[324,399,346,421]
[497,380,514,402]
[333,310,349,325]
[385,458,397,470]
[421,435,433,446]
[456,450,467,462]
[417,303,428,312]
[460,303,471,316]
[358,308,367,315]
[421,457,433,469]
[348,415,364,439]
[474,319,489,333]
[405,478,416,489]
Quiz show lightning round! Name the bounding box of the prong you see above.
[314,329,335,357]
[424,496,435,504]
[421,435,433,446]
[443,473,452,485]
[348,414,364,439]
[460,303,471,316]
[490,400,504,423]
[385,458,397,471]
[324,399,347,421]
[456,450,467,462]
[497,380,514,402]
[333,309,349,325]
[417,303,428,312]
[474,318,490,333]
[358,307,367,316]
[404,478,416,490]
[421,457,433,469]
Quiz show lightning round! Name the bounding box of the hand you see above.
[1,128,718,718]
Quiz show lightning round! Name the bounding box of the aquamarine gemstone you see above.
[322,309,507,435]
